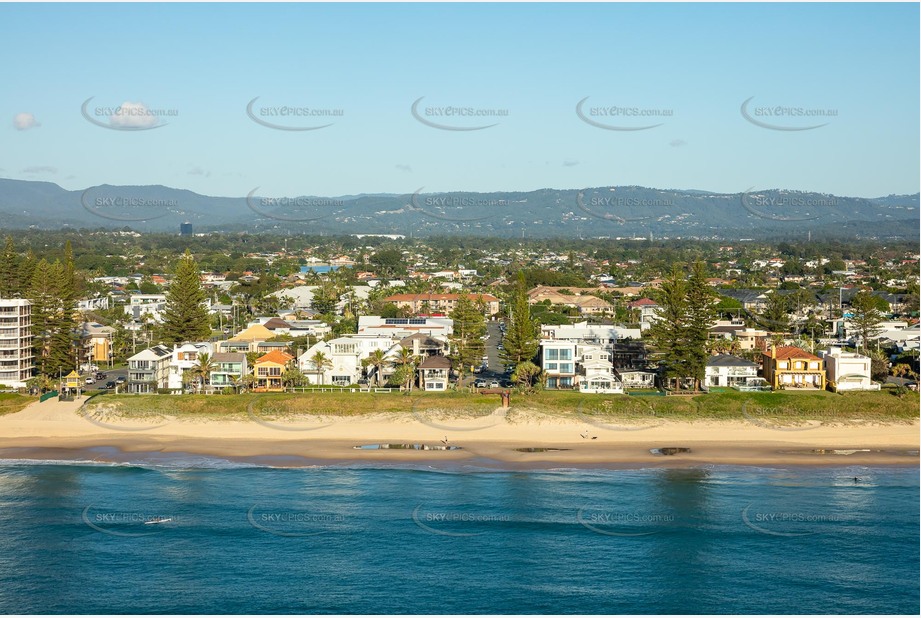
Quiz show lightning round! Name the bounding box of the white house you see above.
[539,340,577,389]
[618,370,657,389]
[577,346,623,394]
[126,345,173,393]
[298,335,400,386]
[418,355,451,391]
[819,347,880,392]
[705,354,762,388]
[167,342,214,391]
[77,296,110,312]
[627,298,660,329]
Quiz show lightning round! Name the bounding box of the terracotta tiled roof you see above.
[384,293,498,302]
[255,350,294,365]
[771,346,821,361]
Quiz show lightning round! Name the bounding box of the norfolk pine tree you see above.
[849,290,886,352]
[449,295,487,386]
[647,265,689,389]
[500,273,540,371]
[161,250,211,344]
[685,261,718,390]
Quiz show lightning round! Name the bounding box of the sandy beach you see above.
[0,396,917,468]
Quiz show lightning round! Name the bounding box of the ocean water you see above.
[0,454,917,614]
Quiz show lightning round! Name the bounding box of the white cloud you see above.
[109,101,160,128]
[13,112,40,131]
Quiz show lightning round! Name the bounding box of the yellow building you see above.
[253,350,294,392]
[761,346,825,390]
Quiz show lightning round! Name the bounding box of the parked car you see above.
[115,376,126,384]
[474,380,487,388]
[104,381,116,389]
[95,372,106,380]
[84,377,95,385]
[489,380,500,388]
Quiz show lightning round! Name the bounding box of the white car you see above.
[85,377,95,385]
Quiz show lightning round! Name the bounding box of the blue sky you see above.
[2,2,918,199]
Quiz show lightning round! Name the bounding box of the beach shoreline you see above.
[0,397,917,469]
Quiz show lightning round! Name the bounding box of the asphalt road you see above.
[81,367,129,392]
[468,320,509,387]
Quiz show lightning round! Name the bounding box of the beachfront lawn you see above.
[525,389,919,425]
[79,389,920,424]
[82,391,497,422]
[0,393,35,417]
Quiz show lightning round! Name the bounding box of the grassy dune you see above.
[80,389,919,425]
[0,393,34,417]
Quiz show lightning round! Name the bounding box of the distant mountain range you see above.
[0,178,917,240]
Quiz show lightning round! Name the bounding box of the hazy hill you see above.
[0,178,916,240]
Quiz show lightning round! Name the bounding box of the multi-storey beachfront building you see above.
[382,293,500,317]
[357,316,453,339]
[819,347,880,392]
[210,353,248,391]
[761,346,826,390]
[126,344,172,393]
[298,335,401,386]
[0,299,33,389]
[124,294,169,322]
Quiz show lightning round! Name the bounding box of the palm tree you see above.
[228,373,243,394]
[309,351,332,385]
[192,352,216,393]
[727,338,741,355]
[366,348,388,386]
[181,368,196,393]
[393,347,419,392]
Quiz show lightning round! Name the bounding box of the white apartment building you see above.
[819,347,880,392]
[539,322,641,351]
[357,316,454,339]
[539,340,577,389]
[124,294,168,322]
[0,299,33,389]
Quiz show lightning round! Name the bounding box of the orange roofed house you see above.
[253,350,295,392]
[761,346,825,390]
[383,293,500,316]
